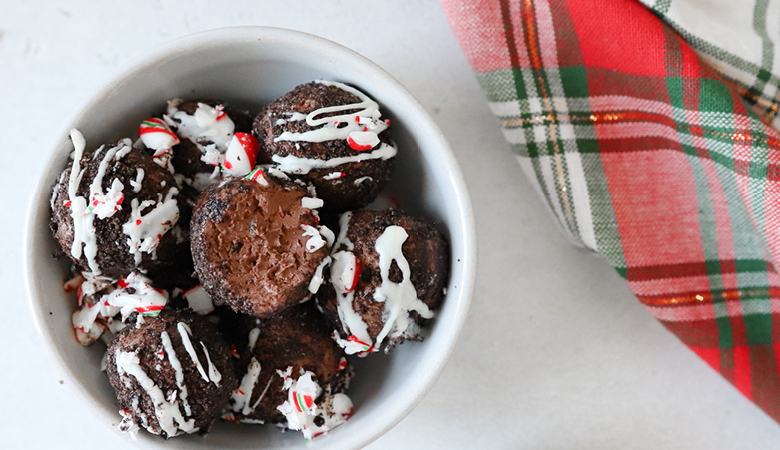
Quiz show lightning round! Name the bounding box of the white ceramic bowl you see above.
[25,27,475,450]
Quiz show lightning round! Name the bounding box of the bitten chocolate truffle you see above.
[190,172,332,317]
[317,209,449,354]
[253,80,396,212]
[105,309,238,438]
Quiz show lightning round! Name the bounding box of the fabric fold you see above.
[441,0,780,422]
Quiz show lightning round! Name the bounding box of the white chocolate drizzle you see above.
[164,99,235,153]
[231,358,263,415]
[247,327,261,351]
[230,327,269,416]
[372,226,433,346]
[122,187,179,265]
[330,250,372,353]
[200,341,222,386]
[354,176,373,185]
[160,330,193,416]
[130,168,144,193]
[271,142,396,175]
[334,212,354,251]
[329,212,374,354]
[176,322,220,385]
[115,351,198,437]
[309,256,332,294]
[274,80,387,145]
[67,131,133,274]
[275,111,307,125]
[320,225,335,248]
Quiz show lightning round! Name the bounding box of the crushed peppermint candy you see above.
[301,197,324,210]
[223,132,259,176]
[89,178,125,219]
[301,224,327,252]
[323,172,345,180]
[276,368,352,439]
[182,285,214,315]
[105,273,168,319]
[244,167,269,186]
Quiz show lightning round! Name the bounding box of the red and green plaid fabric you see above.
[441,0,780,422]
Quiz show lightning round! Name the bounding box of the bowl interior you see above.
[26,27,474,450]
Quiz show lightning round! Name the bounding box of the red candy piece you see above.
[215,105,228,121]
[347,255,361,293]
[234,132,259,165]
[346,334,373,352]
[347,136,373,151]
[138,118,180,144]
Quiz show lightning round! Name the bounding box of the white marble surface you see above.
[4,1,780,448]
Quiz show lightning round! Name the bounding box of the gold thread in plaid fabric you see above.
[517,0,581,240]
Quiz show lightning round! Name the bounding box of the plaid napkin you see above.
[440,0,780,422]
[638,0,780,131]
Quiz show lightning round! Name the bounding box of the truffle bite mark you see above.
[190,173,332,317]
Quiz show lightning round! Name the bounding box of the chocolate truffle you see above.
[161,99,255,190]
[222,302,351,426]
[105,309,238,438]
[50,130,181,279]
[317,209,449,354]
[190,172,332,317]
[253,80,396,212]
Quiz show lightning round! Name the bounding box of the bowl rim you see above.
[24,26,477,449]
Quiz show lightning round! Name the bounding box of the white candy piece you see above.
[323,172,344,180]
[301,197,324,210]
[306,393,353,438]
[140,127,178,152]
[183,285,214,315]
[223,134,256,176]
[276,371,321,438]
[347,130,380,150]
[331,251,359,294]
[301,224,327,253]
